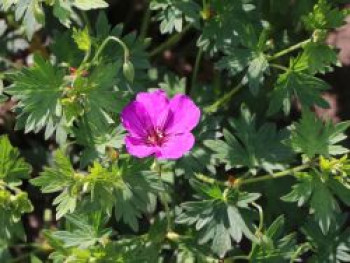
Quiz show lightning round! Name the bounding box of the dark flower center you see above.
[146,128,167,146]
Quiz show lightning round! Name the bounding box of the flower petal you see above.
[125,136,156,158]
[121,101,153,138]
[156,132,195,159]
[136,90,169,126]
[166,94,200,134]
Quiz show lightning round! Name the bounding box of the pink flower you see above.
[121,90,200,159]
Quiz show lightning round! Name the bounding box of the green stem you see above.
[268,39,311,61]
[252,202,264,234]
[140,0,151,40]
[77,47,91,73]
[190,47,204,94]
[270,63,288,71]
[230,255,250,262]
[91,36,130,65]
[195,173,228,186]
[195,162,312,188]
[290,242,312,263]
[204,82,244,113]
[238,163,311,187]
[150,24,192,57]
[156,162,172,231]
[81,11,92,33]
[201,39,311,113]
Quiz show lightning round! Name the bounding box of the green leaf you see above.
[31,150,78,219]
[75,62,128,133]
[73,123,125,168]
[7,54,66,142]
[72,27,91,51]
[282,171,344,234]
[291,110,350,158]
[103,234,161,262]
[301,42,340,74]
[150,0,201,34]
[268,56,330,115]
[52,0,72,27]
[281,173,314,207]
[0,190,33,241]
[303,0,346,31]
[52,0,108,31]
[50,30,84,67]
[250,216,303,262]
[0,136,32,241]
[73,0,108,10]
[302,215,350,262]
[218,50,269,95]
[243,53,269,95]
[53,191,77,220]
[310,178,339,234]
[52,214,112,249]
[32,151,161,228]
[176,183,259,258]
[217,25,270,95]
[0,136,32,185]
[113,160,162,232]
[158,73,186,96]
[328,179,350,206]
[205,107,294,173]
[198,0,258,52]
[31,150,74,193]
[176,114,220,178]
[0,0,43,39]
[93,13,151,91]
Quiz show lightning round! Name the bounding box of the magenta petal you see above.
[125,136,156,158]
[166,94,201,134]
[156,133,195,160]
[136,90,169,125]
[121,101,153,138]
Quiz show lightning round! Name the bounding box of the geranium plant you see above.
[1,0,350,262]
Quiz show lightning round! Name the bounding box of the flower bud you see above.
[123,60,135,83]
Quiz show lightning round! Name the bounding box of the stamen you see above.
[146,127,167,146]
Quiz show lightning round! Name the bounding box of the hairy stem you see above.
[238,163,312,187]
[270,63,289,71]
[252,202,264,234]
[195,162,313,188]
[190,47,204,94]
[290,242,312,263]
[92,36,130,65]
[140,0,151,40]
[203,39,311,113]
[150,24,192,57]
[204,82,244,113]
[156,163,172,231]
[268,39,311,61]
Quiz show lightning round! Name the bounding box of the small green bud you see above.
[123,60,135,83]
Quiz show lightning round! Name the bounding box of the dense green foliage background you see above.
[2,0,350,262]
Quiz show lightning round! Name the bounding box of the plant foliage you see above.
[1,0,350,261]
